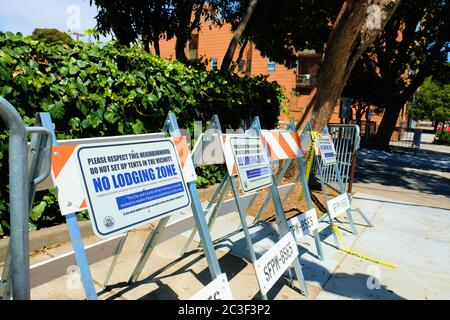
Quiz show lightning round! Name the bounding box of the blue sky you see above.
[0,0,110,40]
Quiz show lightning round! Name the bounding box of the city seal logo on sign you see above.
[103,216,115,229]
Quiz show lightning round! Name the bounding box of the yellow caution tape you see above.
[331,225,397,268]
[305,131,322,182]
[305,130,396,268]
[298,131,319,203]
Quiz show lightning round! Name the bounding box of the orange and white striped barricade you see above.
[249,120,324,261]
[242,116,309,297]
[40,111,224,300]
[183,115,308,299]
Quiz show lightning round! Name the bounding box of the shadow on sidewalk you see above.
[353,196,450,211]
[97,229,406,300]
[355,148,450,199]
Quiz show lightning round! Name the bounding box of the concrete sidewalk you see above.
[23,190,450,300]
[353,133,450,210]
[9,132,450,300]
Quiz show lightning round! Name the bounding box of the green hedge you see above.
[0,31,283,235]
[434,130,450,145]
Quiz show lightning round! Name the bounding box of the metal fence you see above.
[311,124,360,193]
[329,124,360,192]
[0,97,53,300]
[359,121,421,155]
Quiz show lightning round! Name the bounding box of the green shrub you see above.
[31,28,71,43]
[434,130,450,145]
[0,31,283,235]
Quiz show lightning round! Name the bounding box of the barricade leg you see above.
[252,159,293,225]
[353,208,375,227]
[269,177,309,296]
[296,158,324,260]
[38,112,97,300]
[128,216,170,283]
[334,165,357,234]
[186,181,222,279]
[0,251,12,299]
[102,232,128,289]
[181,173,229,254]
[228,176,268,300]
[66,213,97,300]
[130,182,223,283]
[317,165,340,248]
[165,112,223,280]
[203,177,231,246]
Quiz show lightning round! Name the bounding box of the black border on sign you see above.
[229,136,273,194]
[76,139,191,237]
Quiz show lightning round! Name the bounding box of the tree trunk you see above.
[221,0,258,71]
[374,101,403,149]
[311,0,400,131]
[433,120,439,133]
[143,34,150,52]
[175,36,188,62]
[230,39,249,72]
[174,1,194,62]
[355,103,367,124]
[153,35,160,56]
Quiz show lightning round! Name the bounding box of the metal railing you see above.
[296,74,317,87]
[311,124,360,193]
[0,97,52,300]
[359,121,421,155]
[0,97,31,299]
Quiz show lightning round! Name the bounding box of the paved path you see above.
[25,189,450,300]
[353,133,450,210]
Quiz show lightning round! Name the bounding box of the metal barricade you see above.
[0,97,52,300]
[312,124,360,193]
[359,121,422,155]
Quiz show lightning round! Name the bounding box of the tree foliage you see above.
[89,0,237,59]
[408,77,450,123]
[243,0,343,68]
[343,0,450,132]
[31,28,71,43]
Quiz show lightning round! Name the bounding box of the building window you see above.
[211,58,218,71]
[339,97,353,122]
[238,59,246,72]
[268,60,276,72]
[187,34,199,60]
[189,34,199,50]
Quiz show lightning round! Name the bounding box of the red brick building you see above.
[154,20,408,129]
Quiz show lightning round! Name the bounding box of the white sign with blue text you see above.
[315,134,337,166]
[223,135,273,193]
[254,232,299,295]
[76,139,191,238]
